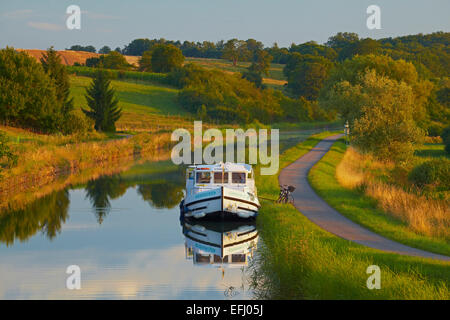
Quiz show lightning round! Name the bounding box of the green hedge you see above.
[67,66,169,85]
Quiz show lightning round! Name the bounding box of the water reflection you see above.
[0,190,70,246]
[0,159,259,299]
[182,220,258,269]
[0,161,186,245]
[85,174,128,224]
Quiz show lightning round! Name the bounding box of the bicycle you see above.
[276,185,295,204]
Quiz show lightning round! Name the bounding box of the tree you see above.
[242,68,263,88]
[151,44,184,73]
[139,50,153,72]
[102,51,129,70]
[99,46,111,54]
[40,47,74,117]
[82,69,122,132]
[0,47,59,132]
[251,50,273,76]
[222,39,250,66]
[245,39,264,60]
[284,54,333,100]
[241,50,272,88]
[122,38,152,56]
[348,70,425,161]
[290,41,337,61]
[319,54,432,125]
[67,45,96,53]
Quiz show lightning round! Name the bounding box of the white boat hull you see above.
[182,186,260,219]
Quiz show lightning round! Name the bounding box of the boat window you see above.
[187,170,194,180]
[232,254,246,263]
[247,171,253,179]
[213,172,228,184]
[196,171,211,184]
[195,253,211,263]
[232,172,246,184]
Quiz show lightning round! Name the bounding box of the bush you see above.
[409,158,450,189]
[61,113,94,135]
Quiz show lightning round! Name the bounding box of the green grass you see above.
[70,75,196,132]
[415,143,448,159]
[70,76,183,116]
[252,133,449,299]
[308,140,450,256]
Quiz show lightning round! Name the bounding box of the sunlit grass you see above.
[251,132,450,299]
[310,141,449,255]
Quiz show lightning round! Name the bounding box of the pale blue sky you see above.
[1,0,449,50]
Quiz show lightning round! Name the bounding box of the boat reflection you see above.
[181,220,258,268]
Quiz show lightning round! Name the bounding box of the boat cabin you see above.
[185,162,255,195]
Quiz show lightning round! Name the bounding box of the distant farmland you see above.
[16,48,140,66]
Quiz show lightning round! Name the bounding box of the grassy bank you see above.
[308,140,449,256]
[0,129,172,201]
[252,133,449,299]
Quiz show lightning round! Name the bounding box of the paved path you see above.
[279,134,450,261]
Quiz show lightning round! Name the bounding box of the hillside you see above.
[17,48,140,67]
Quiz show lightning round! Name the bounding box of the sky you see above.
[1,0,449,51]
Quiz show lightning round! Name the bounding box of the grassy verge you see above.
[252,133,449,299]
[308,140,449,256]
[0,130,172,200]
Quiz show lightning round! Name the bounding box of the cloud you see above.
[82,11,122,20]
[27,21,64,31]
[2,9,33,19]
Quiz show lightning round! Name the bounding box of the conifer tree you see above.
[40,47,74,115]
[82,69,122,132]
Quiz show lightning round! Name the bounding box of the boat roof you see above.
[189,162,252,172]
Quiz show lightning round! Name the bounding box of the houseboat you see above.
[180,162,260,220]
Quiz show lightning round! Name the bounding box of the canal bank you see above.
[253,132,449,299]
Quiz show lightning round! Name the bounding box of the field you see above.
[70,75,195,133]
[185,57,287,89]
[17,49,139,66]
[252,132,449,299]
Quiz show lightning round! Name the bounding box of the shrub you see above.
[409,158,450,189]
[61,113,94,135]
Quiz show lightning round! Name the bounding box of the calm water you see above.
[0,160,258,299]
[0,128,328,299]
